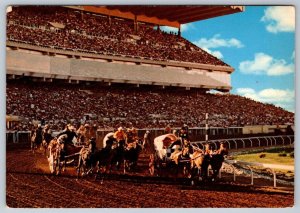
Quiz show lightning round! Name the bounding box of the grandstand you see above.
[6,6,243,91]
[5,6,294,132]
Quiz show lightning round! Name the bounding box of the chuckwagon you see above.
[149,133,186,176]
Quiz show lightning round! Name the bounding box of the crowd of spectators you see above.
[6,80,294,131]
[6,6,228,66]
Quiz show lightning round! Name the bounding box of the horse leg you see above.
[94,161,100,181]
[31,142,35,153]
[123,159,127,174]
[77,156,83,178]
[62,160,66,172]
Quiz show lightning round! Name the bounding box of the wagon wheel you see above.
[149,154,155,176]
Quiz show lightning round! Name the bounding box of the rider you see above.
[113,127,127,147]
[56,124,78,146]
[32,124,43,150]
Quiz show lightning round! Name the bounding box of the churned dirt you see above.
[6,146,294,208]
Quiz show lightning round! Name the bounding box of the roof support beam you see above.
[179,6,244,23]
[170,6,227,22]
[66,6,244,28]
[180,8,237,23]
[82,6,180,28]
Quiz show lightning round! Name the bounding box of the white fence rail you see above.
[191,135,294,150]
[223,159,294,187]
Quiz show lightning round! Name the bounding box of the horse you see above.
[92,138,119,181]
[209,148,228,181]
[123,140,143,173]
[189,147,209,184]
[189,144,228,184]
[166,143,194,178]
[77,147,94,177]
[30,129,43,153]
[41,140,49,156]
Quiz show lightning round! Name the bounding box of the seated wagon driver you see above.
[57,124,78,145]
[181,139,194,159]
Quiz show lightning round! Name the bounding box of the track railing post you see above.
[225,140,231,150]
[280,136,284,145]
[247,166,254,185]
[272,169,277,188]
[272,137,277,146]
[287,136,292,145]
[257,137,261,147]
[265,137,269,147]
[233,140,238,149]
[249,138,253,147]
[241,139,245,148]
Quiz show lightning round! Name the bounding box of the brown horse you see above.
[123,140,143,173]
[209,145,228,181]
[189,148,209,183]
[189,143,228,184]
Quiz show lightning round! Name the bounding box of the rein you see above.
[179,154,203,163]
[64,152,81,158]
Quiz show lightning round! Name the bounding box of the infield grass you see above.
[234,152,294,166]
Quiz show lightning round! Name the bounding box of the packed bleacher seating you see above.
[6,80,294,131]
[6,6,228,66]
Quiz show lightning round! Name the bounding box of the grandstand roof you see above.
[67,6,245,28]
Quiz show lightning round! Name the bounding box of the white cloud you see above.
[258,88,294,103]
[160,23,193,34]
[236,87,295,112]
[236,88,255,94]
[203,47,223,59]
[193,34,244,49]
[181,23,194,32]
[261,6,295,33]
[239,52,294,76]
[192,34,243,59]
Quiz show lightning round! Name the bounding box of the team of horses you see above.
[150,134,228,183]
[33,131,227,184]
[44,133,143,178]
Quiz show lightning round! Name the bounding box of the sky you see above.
[161,6,295,113]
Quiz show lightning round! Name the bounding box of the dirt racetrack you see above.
[6,146,294,208]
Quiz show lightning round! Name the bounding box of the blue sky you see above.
[162,6,295,112]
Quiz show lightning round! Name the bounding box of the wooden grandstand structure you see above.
[6,5,245,92]
[67,6,244,29]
